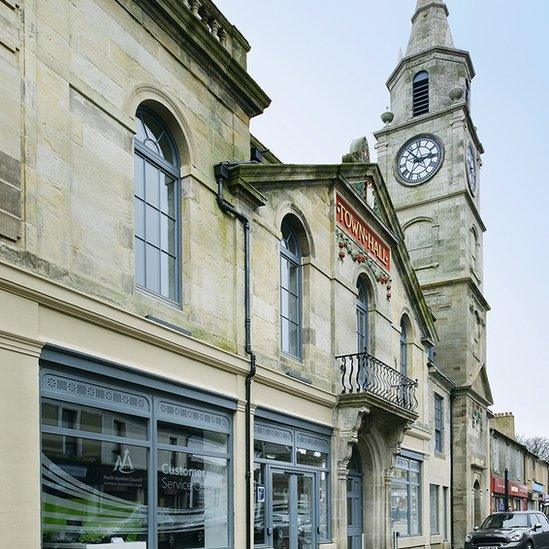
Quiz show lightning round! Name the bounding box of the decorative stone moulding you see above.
[449,86,464,101]
[336,227,392,300]
[381,110,395,124]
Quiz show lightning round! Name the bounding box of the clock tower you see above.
[374,0,493,544]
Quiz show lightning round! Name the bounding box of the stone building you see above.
[490,413,549,515]
[0,1,489,549]
[375,0,493,545]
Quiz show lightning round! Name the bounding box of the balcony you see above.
[336,351,419,417]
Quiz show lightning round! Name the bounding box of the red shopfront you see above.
[492,476,528,512]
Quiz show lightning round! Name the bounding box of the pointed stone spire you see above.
[406,0,454,57]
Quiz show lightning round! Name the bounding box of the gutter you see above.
[214,161,256,549]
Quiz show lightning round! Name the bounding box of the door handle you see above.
[267,527,273,535]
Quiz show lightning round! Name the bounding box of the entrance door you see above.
[347,475,363,549]
[272,470,316,549]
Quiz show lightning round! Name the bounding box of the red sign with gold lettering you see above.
[336,194,391,271]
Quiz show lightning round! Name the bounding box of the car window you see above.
[481,514,529,529]
[535,513,548,526]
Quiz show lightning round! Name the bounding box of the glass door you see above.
[271,469,317,549]
[272,470,291,549]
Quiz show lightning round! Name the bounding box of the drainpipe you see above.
[450,389,455,547]
[214,162,256,549]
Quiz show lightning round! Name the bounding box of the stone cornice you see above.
[0,260,340,408]
[0,329,43,358]
[420,276,490,312]
[393,188,487,233]
[120,0,271,118]
[375,102,484,155]
[386,45,475,90]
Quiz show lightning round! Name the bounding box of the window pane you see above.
[430,485,439,534]
[42,435,148,546]
[281,317,290,353]
[145,161,159,208]
[391,483,409,535]
[146,244,160,294]
[135,237,145,286]
[41,399,148,440]
[411,485,421,534]
[254,463,266,545]
[135,154,144,199]
[161,214,176,255]
[135,197,145,238]
[280,288,289,318]
[289,294,299,323]
[254,439,292,462]
[146,204,160,247]
[288,263,299,295]
[157,422,228,453]
[157,450,229,548]
[289,321,300,357]
[280,257,290,289]
[160,174,175,217]
[319,471,329,539]
[296,448,329,468]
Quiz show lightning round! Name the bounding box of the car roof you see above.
[491,511,531,515]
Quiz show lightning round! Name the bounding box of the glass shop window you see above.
[40,371,232,549]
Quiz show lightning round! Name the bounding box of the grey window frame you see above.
[400,319,408,376]
[391,455,422,537]
[280,221,302,359]
[253,417,332,546]
[434,394,444,453]
[134,107,182,304]
[39,364,234,549]
[430,484,440,535]
[443,486,449,540]
[356,279,369,353]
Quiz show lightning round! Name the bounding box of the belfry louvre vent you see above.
[413,71,429,116]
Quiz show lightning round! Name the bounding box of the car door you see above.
[535,513,549,548]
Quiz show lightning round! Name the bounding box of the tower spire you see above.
[406,0,454,57]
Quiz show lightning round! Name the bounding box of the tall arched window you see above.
[400,317,409,376]
[413,71,429,116]
[280,220,302,358]
[356,279,369,353]
[134,108,180,302]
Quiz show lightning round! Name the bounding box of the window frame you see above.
[356,279,369,353]
[412,71,430,117]
[134,107,182,305]
[253,420,332,546]
[39,366,234,549]
[279,221,303,359]
[400,319,408,377]
[391,455,422,537]
[430,484,440,535]
[434,394,444,453]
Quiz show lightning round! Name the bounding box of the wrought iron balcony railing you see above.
[337,351,419,413]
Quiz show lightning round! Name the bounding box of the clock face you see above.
[466,144,477,194]
[396,134,444,185]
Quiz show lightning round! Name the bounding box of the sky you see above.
[218,0,549,438]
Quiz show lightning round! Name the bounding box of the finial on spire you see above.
[406,0,454,57]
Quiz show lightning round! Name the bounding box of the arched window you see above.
[413,71,429,116]
[134,108,180,301]
[470,227,479,273]
[280,220,302,358]
[400,317,409,376]
[356,278,369,353]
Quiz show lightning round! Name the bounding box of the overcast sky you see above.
[218,0,549,438]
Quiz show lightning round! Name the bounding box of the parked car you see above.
[465,511,549,549]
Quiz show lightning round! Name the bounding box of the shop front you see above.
[491,476,528,512]
[252,409,332,549]
[40,347,236,549]
[528,482,545,511]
